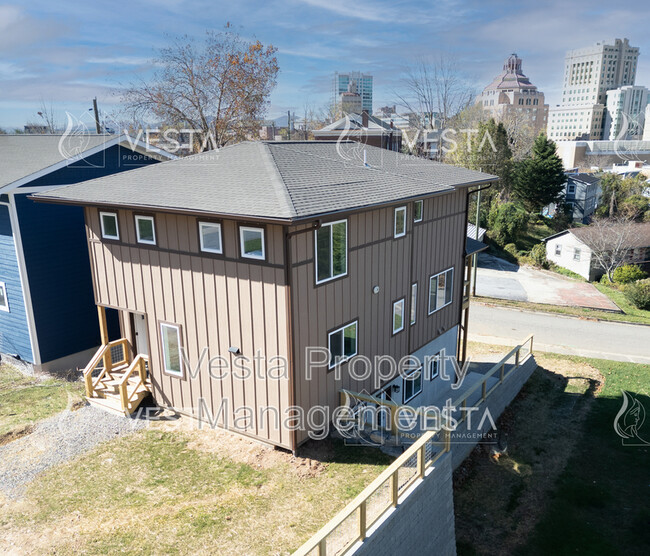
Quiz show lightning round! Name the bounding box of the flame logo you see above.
[335,114,369,165]
[58,112,92,160]
[614,390,650,446]
[612,112,643,163]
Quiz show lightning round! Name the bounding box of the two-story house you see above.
[563,173,601,223]
[34,141,496,452]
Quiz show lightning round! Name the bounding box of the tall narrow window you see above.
[160,322,183,377]
[328,321,358,368]
[315,220,348,284]
[410,283,417,325]
[428,268,454,314]
[403,367,422,403]
[199,222,223,254]
[240,226,265,260]
[414,200,423,222]
[573,248,581,261]
[100,211,119,240]
[0,282,9,312]
[135,215,156,245]
[393,298,405,334]
[394,206,406,238]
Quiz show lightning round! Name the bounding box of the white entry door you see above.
[133,314,149,356]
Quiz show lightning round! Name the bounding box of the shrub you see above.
[504,243,519,258]
[613,264,648,285]
[624,279,650,310]
[529,243,548,268]
[488,202,529,246]
[619,195,650,221]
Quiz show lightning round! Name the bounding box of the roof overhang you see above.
[466,236,488,256]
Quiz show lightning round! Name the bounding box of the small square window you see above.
[100,211,119,240]
[199,222,223,254]
[135,215,156,245]
[393,298,405,334]
[160,322,183,377]
[555,244,562,256]
[403,367,422,403]
[394,206,406,238]
[414,200,423,222]
[328,321,358,368]
[0,282,9,312]
[240,227,265,260]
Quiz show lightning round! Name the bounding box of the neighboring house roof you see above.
[467,223,486,242]
[34,141,497,223]
[544,222,650,249]
[314,114,401,135]
[568,173,601,186]
[0,134,175,192]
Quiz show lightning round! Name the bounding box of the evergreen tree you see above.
[512,134,565,212]
[469,119,514,199]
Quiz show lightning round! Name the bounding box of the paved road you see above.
[475,253,619,311]
[469,302,650,364]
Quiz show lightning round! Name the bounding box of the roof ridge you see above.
[257,143,298,218]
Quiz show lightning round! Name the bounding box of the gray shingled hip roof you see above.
[34,141,497,222]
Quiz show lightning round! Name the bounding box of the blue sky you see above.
[2,0,650,129]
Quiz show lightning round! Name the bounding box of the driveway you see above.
[475,253,619,311]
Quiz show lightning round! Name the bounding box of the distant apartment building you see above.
[476,54,549,134]
[548,38,639,141]
[604,85,650,140]
[333,71,373,113]
[644,105,650,140]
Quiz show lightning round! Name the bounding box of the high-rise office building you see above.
[604,85,650,140]
[548,38,640,141]
[333,72,373,113]
[476,54,549,135]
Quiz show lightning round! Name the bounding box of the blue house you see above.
[0,134,174,372]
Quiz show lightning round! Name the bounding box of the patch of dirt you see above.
[0,426,34,447]
[152,417,328,478]
[453,354,605,555]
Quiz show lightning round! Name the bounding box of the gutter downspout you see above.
[284,220,321,455]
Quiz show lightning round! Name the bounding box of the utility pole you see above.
[287,110,291,140]
[92,98,101,134]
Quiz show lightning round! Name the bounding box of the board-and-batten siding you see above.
[84,208,292,449]
[289,190,467,445]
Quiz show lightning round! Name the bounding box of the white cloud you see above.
[86,56,150,66]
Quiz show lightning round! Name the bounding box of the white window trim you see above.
[410,283,417,325]
[199,221,223,254]
[403,367,423,403]
[240,226,266,260]
[0,281,9,312]
[414,200,423,223]
[100,211,119,240]
[392,298,405,334]
[135,215,156,245]
[574,248,581,261]
[428,267,454,315]
[327,320,358,369]
[555,244,562,256]
[394,206,407,238]
[429,354,440,380]
[315,219,348,285]
[160,322,183,377]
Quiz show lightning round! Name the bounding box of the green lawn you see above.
[454,345,650,555]
[0,364,85,440]
[0,420,392,554]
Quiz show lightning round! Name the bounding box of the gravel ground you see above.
[0,405,147,499]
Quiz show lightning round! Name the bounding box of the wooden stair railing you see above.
[83,338,130,398]
[117,355,150,414]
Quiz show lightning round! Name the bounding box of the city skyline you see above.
[1,1,650,128]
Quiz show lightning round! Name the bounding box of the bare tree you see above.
[395,54,475,132]
[578,218,637,282]
[122,26,279,152]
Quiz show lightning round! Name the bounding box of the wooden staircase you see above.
[83,339,151,416]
